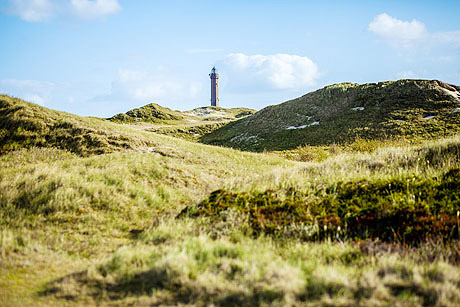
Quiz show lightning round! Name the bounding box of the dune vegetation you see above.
[202,80,460,151]
[1,89,460,306]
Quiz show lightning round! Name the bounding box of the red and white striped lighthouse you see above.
[209,66,219,107]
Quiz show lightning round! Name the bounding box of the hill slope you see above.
[202,79,460,151]
[0,95,155,155]
[110,103,256,124]
[109,103,185,123]
[183,106,256,121]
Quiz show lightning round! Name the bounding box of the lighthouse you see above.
[209,66,219,107]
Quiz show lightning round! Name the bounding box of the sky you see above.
[0,0,459,117]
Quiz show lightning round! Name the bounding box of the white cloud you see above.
[0,79,55,105]
[94,68,204,107]
[395,70,416,79]
[432,31,460,48]
[5,0,53,22]
[186,48,224,54]
[368,13,460,52]
[70,0,121,19]
[2,0,122,21]
[368,13,427,46]
[222,53,319,91]
[23,94,46,105]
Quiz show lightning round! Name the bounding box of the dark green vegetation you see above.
[2,85,460,306]
[184,168,460,244]
[202,79,460,151]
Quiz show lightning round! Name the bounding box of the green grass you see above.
[2,94,460,306]
[148,121,229,141]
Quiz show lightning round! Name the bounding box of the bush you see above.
[182,168,460,244]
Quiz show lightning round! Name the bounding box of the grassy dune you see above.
[1,96,460,306]
[202,79,460,151]
[110,103,256,124]
[0,95,158,155]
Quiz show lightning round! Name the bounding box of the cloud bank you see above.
[222,53,320,91]
[3,0,122,21]
[70,0,121,19]
[368,13,460,49]
[0,78,56,105]
[93,68,204,109]
[5,0,54,21]
[368,13,427,42]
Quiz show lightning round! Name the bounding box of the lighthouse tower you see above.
[209,66,219,107]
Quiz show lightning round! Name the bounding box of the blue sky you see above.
[1,0,459,117]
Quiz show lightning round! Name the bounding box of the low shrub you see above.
[182,168,460,244]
